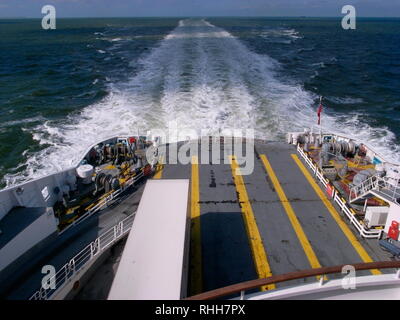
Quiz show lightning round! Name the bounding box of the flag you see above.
[317,103,323,125]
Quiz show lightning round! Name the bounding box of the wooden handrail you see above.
[186,261,400,300]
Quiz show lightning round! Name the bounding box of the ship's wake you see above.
[4,19,400,187]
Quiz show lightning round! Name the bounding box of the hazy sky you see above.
[0,0,399,18]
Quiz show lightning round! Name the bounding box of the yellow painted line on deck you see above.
[190,156,203,294]
[291,154,381,275]
[260,154,324,279]
[153,156,164,179]
[230,156,275,291]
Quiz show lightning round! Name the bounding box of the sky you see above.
[0,0,399,18]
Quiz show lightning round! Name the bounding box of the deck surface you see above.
[5,140,394,300]
[158,140,393,296]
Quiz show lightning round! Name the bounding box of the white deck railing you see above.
[349,175,377,203]
[29,212,135,300]
[297,144,382,239]
[350,175,400,205]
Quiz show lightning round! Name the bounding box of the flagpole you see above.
[319,96,323,143]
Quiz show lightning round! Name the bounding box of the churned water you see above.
[0,17,399,187]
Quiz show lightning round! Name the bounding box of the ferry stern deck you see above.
[7,137,394,300]
[75,138,394,299]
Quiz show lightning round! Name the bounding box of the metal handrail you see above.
[350,175,400,204]
[350,175,377,202]
[29,212,135,300]
[186,261,400,300]
[374,177,400,204]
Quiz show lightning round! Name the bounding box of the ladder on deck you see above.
[350,175,400,204]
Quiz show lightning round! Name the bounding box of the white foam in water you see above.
[311,62,326,69]
[0,116,46,129]
[4,19,400,186]
[327,96,364,104]
[258,27,302,44]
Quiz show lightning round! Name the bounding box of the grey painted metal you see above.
[0,207,48,250]
[257,142,372,278]
[243,143,313,288]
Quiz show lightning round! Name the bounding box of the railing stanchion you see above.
[90,243,94,259]
[319,276,324,287]
[29,211,136,300]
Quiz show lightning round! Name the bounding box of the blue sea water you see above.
[0,17,399,187]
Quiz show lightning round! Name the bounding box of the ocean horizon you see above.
[1,17,399,187]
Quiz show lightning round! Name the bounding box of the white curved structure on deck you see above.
[240,273,400,300]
